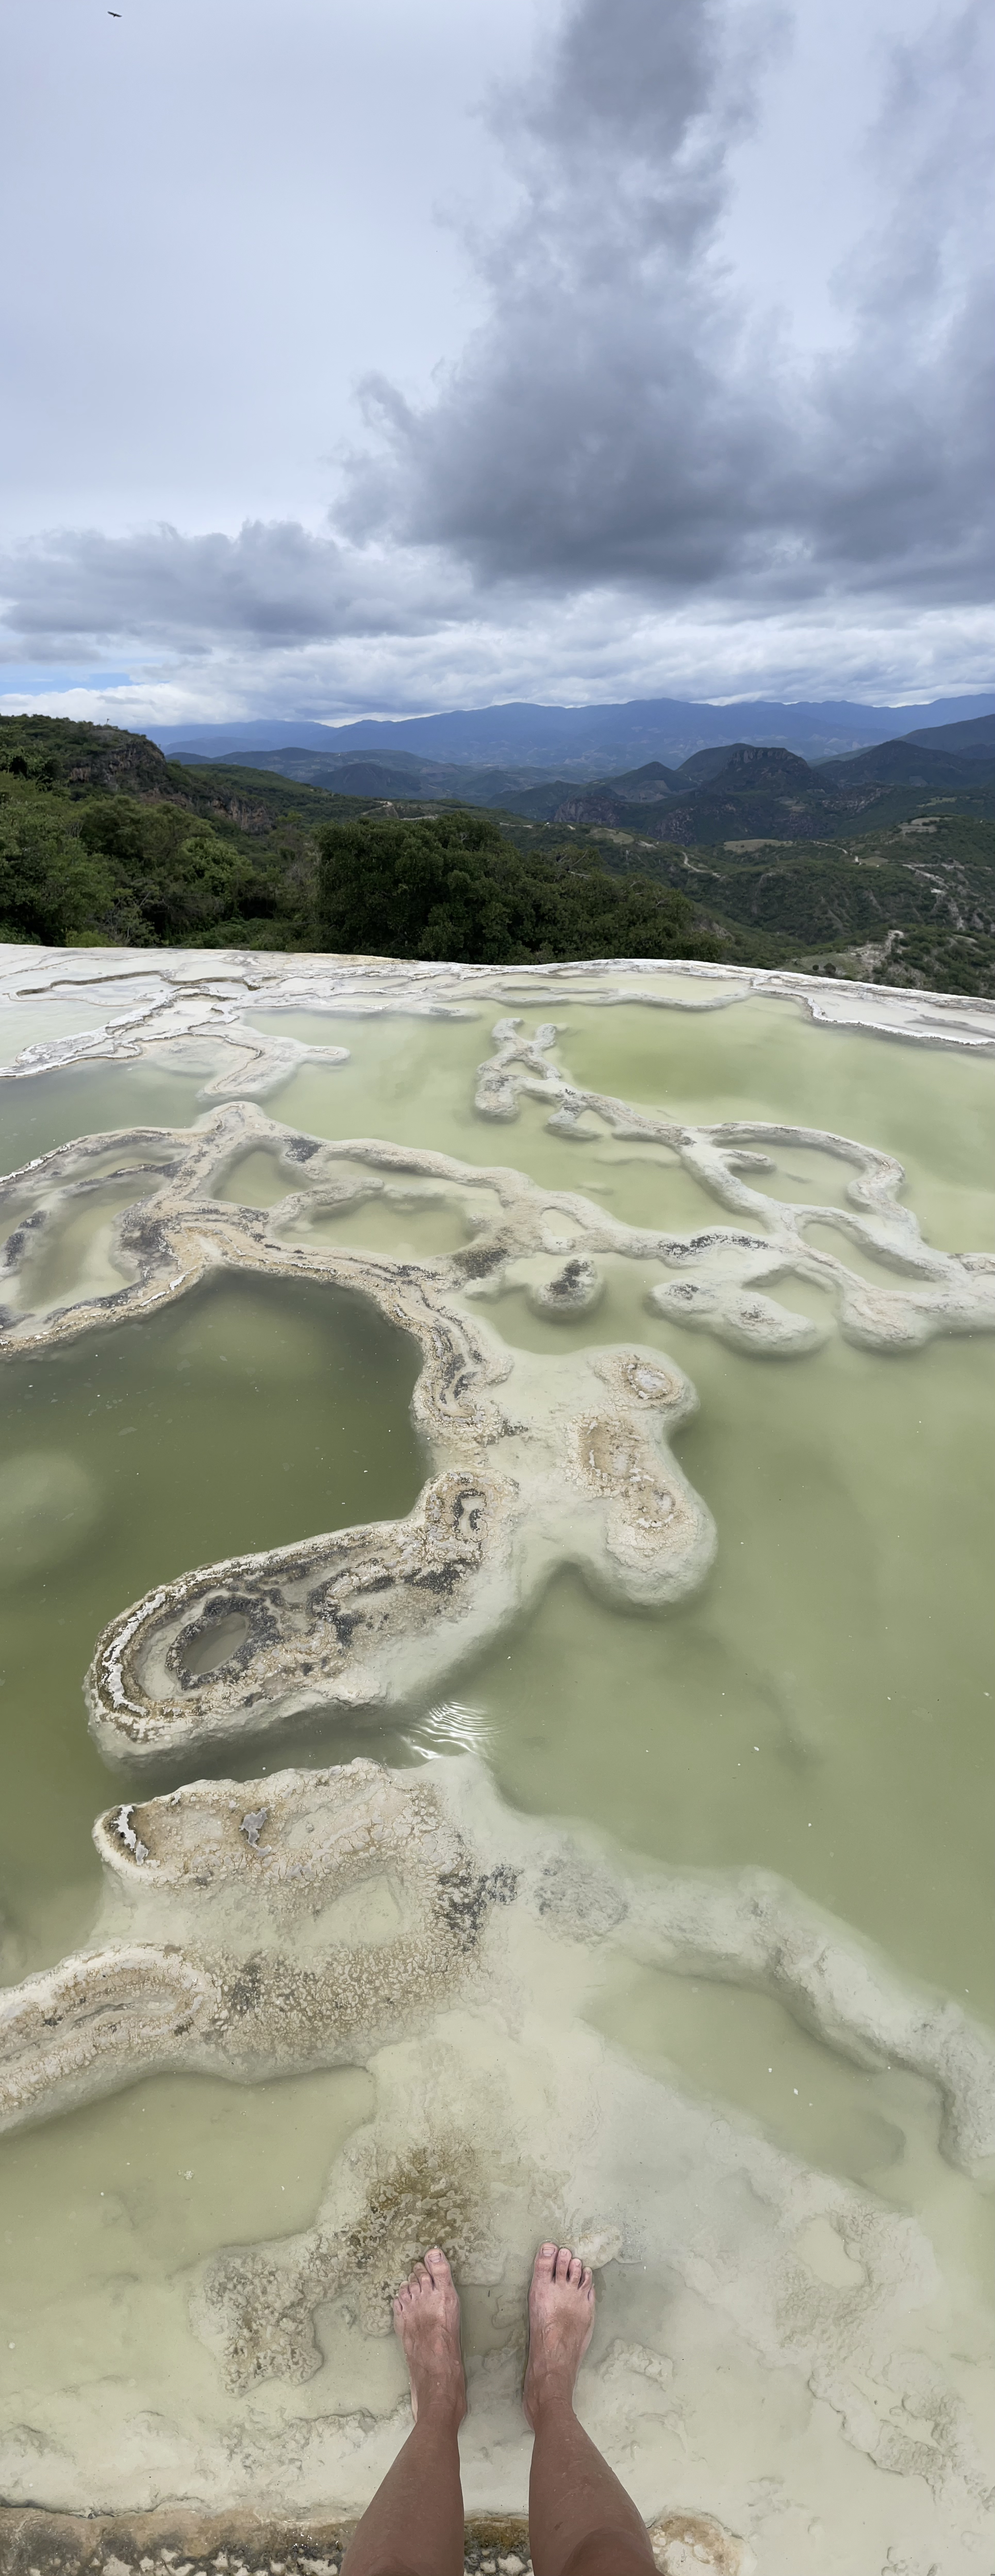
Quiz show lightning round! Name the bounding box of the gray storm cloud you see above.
[0,522,462,659]
[339,0,995,601]
[1,0,992,699]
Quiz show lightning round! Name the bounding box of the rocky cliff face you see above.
[0,712,170,796]
[0,715,282,833]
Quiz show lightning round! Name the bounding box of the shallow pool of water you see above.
[0,1269,424,1968]
[0,974,992,2566]
[0,1058,210,1171]
[462,1320,994,2013]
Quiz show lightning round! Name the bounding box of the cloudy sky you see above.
[2,0,992,725]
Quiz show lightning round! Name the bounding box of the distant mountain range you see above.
[494,723,995,844]
[160,707,995,835]
[151,691,995,778]
[545,726,995,843]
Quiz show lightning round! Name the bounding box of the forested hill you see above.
[0,712,719,964]
[2,710,994,994]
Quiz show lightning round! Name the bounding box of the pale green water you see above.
[0,987,993,2517]
[0,1271,424,1970]
[2,998,992,2006]
[467,1329,994,2013]
[560,995,995,1252]
[0,1058,209,1170]
[218,1142,504,1257]
[270,995,995,1250]
[0,996,141,1063]
[216,1142,303,1206]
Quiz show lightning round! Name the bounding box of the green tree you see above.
[317,813,711,964]
[78,798,266,939]
[0,804,115,944]
[316,812,507,958]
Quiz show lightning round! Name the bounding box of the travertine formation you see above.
[3,1757,992,2171]
[2,1754,993,2545]
[1,1088,716,1763]
[0,1762,518,2132]
[3,1012,994,1766]
[0,2502,756,2575]
[2,950,994,2564]
[471,1015,995,1354]
[2,944,995,1096]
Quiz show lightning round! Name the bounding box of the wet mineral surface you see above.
[0,947,993,2576]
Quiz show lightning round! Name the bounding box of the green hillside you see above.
[605,815,995,996]
[2,712,994,991]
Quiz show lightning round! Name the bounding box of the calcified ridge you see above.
[1,1755,994,2547]
[2,1020,994,1762]
[3,1756,993,2170]
[2,948,995,1093]
[1,956,994,2566]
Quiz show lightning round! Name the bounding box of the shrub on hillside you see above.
[316,812,713,963]
[0,803,115,944]
[78,798,270,939]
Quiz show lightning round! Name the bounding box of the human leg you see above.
[525,2245,656,2576]
[340,2248,466,2576]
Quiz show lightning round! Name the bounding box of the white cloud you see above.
[3,587,992,732]
[1,0,992,716]
[0,522,466,655]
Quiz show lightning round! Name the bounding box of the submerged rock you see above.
[528,1257,604,1317]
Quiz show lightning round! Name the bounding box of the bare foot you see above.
[523,2242,595,2427]
[392,2247,467,2425]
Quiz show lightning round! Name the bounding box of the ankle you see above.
[525,2377,577,2427]
[411,2376,466,2428]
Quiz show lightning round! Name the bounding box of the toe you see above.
[424,2247,451,2283]
[554,2246,573,2283]
[567,2253,583,2285]
[534,2243,557,2278]
[581,2267,593,2295]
